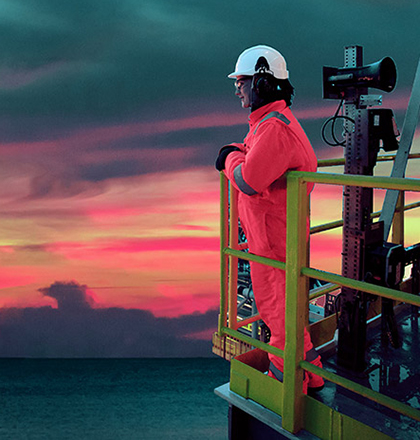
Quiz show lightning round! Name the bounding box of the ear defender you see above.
[253,73,276,98]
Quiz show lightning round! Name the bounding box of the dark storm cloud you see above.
[0,280,218,357]
[38,281,95,311]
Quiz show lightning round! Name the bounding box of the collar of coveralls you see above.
[248,99,288,127]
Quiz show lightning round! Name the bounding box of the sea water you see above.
[0,358,230,440]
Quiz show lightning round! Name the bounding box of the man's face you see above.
[234,76,252,109]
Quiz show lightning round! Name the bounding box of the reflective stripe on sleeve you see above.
[233,164,258,195]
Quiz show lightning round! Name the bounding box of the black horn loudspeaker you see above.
[323,57,397,99]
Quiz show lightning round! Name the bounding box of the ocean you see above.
[0,358,231,440]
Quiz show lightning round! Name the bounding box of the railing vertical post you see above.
[392,191,405,246]
[218,173,229,335]
[283,174,308,433]
[228,187,239,329]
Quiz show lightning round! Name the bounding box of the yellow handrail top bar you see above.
[288,170,420,191]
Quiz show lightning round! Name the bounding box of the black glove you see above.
[215,146,240,171]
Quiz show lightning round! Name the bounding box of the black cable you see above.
[321,99,355,147]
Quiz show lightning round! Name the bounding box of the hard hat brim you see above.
[227,70,254,79]
[228,70,289,79]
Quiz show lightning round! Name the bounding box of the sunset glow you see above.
[1,102,419,319]
[0,0,419,360]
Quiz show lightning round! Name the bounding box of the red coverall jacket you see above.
[224,99,318,384]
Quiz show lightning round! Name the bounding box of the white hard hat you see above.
[228,45,289,80]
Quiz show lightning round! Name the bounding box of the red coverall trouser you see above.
[239,198,313,380]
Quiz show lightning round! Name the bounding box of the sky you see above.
[0,0,419,357]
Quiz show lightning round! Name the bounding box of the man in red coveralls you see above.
[215,45,323,393]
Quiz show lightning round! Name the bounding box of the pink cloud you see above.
[0,165,223,317]
[6,96,413,159]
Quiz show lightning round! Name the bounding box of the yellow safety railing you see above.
[216,155,420,434]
